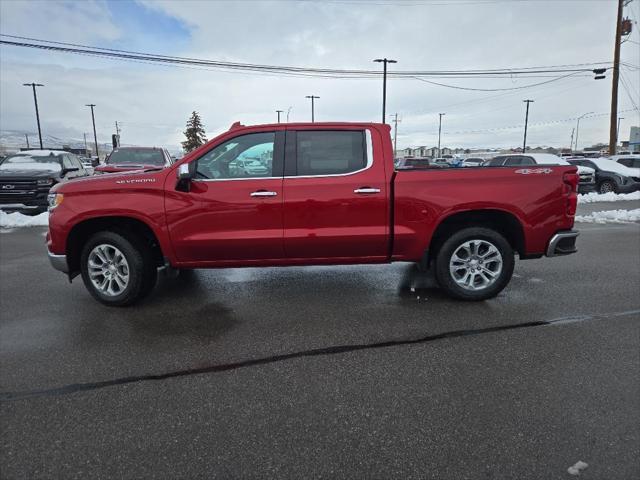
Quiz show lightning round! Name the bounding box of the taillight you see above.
[563,172,579,193]
[563,172,578,216]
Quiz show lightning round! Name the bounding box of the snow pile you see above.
[567,460,588,476]
[578,191,640,203]
[575,209,640,224]
[0,211,49,228]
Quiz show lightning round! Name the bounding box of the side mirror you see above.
[176,162,196,192]
[177,162,196,180]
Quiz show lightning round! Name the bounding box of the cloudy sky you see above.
[0,0,638,152]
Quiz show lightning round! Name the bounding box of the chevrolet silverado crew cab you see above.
[1,150,90,215]
[46,122,579,306]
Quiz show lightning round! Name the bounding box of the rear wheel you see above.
[598,180,617,194]
[434,227,514,301]
[80,231,157,306]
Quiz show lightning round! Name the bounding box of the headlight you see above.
[47,193,64,210]
[37,178,54,186]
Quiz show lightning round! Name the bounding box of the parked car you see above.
[0,150,90,215]
[396,157,432,169]
[483,153,596,193]
[94,147,173,174]
[46,122,579,306]
[610,154,640,169]
[566,157,640,194]
[461,157,485,167]
[228,158,270,177]
[78,156,95,175]
[431,158,451,168]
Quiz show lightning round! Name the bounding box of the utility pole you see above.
[83,133,88,154]
[286,106,292,122]
[23,83,44,149]
[575,112,594,153]
[276,110,283,123]
[609,0,624,155]
[373,58,397,124]
[437,113,445,158]
[25,133,30,149]
[305,95,319,122]
[522,100,534,153]
[86,104,98,158]
[392,113,401,156]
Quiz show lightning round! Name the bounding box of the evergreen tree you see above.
[182,111,207,152]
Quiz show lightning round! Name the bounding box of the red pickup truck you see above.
[46,122,579,306]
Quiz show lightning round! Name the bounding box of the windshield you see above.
[107,149,165,166]
[0,154,62,171]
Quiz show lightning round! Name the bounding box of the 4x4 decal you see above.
[514,168,553,175]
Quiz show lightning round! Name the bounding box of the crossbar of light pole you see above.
[373,58,397,124]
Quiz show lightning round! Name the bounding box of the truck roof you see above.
[227,121,386,131]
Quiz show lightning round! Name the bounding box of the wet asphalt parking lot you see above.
[0,203,639,479]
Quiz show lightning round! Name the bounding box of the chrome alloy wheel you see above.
[88,244,130,297]
[449,239,503,291]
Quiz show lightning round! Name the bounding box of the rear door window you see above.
[295,131,366,176]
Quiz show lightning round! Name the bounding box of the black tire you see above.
[598,180,617,194]
[434,227,515,301]
[80,230,157,306]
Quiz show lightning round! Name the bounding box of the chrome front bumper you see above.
[546,230,579,257]
[48,250,69,273]
[0,203,42,211]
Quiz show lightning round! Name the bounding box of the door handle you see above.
[354,187,381,194]
[250,190,278,197]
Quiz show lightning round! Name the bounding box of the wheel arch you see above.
[426,209,526,264]
[66,216,165,277]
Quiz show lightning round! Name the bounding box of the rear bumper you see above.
[578,184,596,194]
[616,182,640,194]
[546,230,579,257]
[48,249,69,273]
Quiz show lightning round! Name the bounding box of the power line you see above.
[411,71,584,91]
[0,35,612,79]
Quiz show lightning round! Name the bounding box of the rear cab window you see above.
[294,130,366,176]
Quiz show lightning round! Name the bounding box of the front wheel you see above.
[434,227,514,301]
[80,231,157,306]
[598,180,617,194]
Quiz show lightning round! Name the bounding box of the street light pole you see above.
[575,112,594,153]
[276,110,283,123]
[23,83,44,149]
[86,104,98,158]
[522,99,534,153]
[437,113,445,158]
[392,113,401,156]
[616,116,624,149]
[305,95,319,122]
[373,58,397,124]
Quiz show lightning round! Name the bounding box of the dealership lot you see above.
[1,213,639,479]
